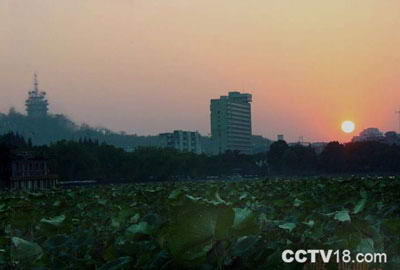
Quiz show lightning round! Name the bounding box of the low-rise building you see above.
[159,130,202,154]
[310,142,328,154]
[0,151,58,190]
[352,128,400,145]
[352,128,385,142]
[251,135,272,154]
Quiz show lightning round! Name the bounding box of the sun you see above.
[341,120,355,133]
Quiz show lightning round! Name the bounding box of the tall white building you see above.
[210,91,252,154]
[159,130,202,154]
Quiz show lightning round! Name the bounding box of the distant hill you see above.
[0,108,161,150]
[0,109,273,154]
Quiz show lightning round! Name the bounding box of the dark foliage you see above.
[0,110,161,149]
[0,133,264,181]
[268,140,400,175]
[1,133,400,182]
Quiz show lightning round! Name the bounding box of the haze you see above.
[1,0,400,142]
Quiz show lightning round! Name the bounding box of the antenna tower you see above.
[396,109,400,133]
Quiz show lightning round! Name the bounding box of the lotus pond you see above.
[1,177,399,269]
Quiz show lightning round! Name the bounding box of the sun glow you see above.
[341,120,355,133]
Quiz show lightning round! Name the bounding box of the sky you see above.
[1,0,400,142]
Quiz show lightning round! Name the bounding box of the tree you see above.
[319,141,345,173]
[0,132,29,149]
[267,140,289,174]
[0,143,12,188]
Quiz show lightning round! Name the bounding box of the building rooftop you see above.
[25,74,49,118]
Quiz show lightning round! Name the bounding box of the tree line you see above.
[0,133,264,182]
[0,109,162,148]
[267,140,400,175]
[1,133,400,183]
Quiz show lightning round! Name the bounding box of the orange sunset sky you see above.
[1,0,400,142]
